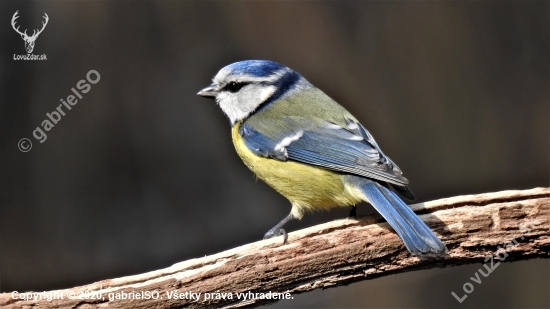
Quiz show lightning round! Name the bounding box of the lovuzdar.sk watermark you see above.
[18,70,100,152]
[11,10,48,60]
[14,54,47,60]
[450,219,539,304]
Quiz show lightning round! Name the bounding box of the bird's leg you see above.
[349,205,357,219]
[263,213,294,244]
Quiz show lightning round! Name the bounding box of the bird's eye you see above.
[227,82,242,93]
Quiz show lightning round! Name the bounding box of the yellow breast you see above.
[231,123,361,219]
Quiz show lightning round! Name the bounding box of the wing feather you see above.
[239,117,409,186]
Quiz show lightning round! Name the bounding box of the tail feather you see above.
[357,179,447,255]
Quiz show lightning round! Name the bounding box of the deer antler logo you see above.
[11,11,49,54]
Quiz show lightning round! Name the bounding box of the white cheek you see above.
[259,86,276,103]
[217,93,241,123]
[216,85,277,124]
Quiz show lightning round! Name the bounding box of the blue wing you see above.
[239,116,409,186]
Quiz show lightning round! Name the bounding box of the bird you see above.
[197,60,447,255]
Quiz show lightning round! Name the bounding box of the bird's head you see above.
[198,60,309,124]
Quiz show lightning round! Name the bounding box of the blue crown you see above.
[223,60,287,77]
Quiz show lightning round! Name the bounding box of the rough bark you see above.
[1,188,548,308]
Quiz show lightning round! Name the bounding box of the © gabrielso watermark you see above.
[17,70,100,152]
[11,10,48,60]
[450,219,539,303]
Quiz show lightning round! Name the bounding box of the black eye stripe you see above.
[224,82,248,93]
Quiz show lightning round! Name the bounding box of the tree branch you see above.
[1,188,548,308]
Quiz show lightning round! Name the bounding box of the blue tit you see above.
[198,60,447,255]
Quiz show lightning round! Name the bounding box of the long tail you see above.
[354,178,447,255]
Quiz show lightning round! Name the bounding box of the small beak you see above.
[197,85,218,99]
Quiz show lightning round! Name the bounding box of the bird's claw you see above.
[263,228,288,244]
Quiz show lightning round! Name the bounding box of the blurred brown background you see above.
[0,1,548,308]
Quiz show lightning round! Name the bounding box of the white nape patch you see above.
[259,85,277,103]
[274,130,304,154]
